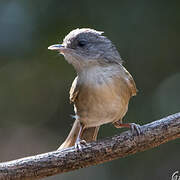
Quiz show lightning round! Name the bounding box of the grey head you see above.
[48,28,122,72]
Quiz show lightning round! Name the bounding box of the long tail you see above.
[58,119,99,149]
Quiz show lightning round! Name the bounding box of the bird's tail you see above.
[58,119,99,149]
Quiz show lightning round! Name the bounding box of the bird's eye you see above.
[78,40,87,47]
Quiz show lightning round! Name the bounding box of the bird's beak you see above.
[48,44,64,51]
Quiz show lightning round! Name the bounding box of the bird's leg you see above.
[75,123,87,149]
[113,120,141,135]
[58,119,99,150]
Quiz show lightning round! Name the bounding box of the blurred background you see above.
[0,0,179,179]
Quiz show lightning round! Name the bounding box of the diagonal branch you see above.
[0,112,180,180]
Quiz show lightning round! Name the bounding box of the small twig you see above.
[0,112,180,180]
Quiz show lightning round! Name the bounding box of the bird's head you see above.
[48,28,122,72]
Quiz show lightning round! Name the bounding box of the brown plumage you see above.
[48,28,140,149]
[58,120,99,149]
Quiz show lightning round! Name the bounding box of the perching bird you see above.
[48,28,140,149]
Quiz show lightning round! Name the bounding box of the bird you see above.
[59,119,99,149]
[48,28,140,149]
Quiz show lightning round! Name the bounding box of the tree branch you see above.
[0,113,180,180]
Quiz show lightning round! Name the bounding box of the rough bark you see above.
[0,112,180,180]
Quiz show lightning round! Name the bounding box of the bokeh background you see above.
[0,1,179,179]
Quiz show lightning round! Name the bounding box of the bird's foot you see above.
[113,121,141,135]
[75,138,87,150]
[129,123,141,135]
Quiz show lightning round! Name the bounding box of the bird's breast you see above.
[75,65,131,127]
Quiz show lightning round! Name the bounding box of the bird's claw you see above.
[75,139,87,150]
[129,123,141,135]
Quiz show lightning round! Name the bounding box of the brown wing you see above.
[69,76,79,103]
[122,66,137,96]
[58,76,100,149]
